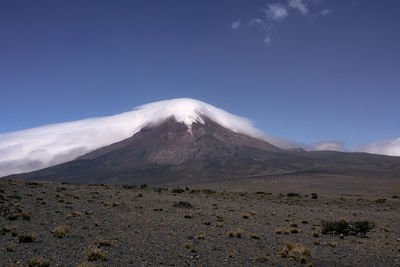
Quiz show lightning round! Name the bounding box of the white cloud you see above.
[249,18,266,27]
[0,98,284,177]
[357,138,400,157]
[266,4,288,21]
[310,141,346,152]
[264,35,272,45]
[231,20,241,30]
[320,9,331,16]
[288,0,309,15]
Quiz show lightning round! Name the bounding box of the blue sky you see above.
[1,0,399,150]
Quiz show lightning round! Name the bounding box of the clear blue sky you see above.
[1,0,399,149]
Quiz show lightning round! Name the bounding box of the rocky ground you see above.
[0,178,399,266]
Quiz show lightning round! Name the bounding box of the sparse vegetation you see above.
[171,187,185,194]
[287,193,301,198]
[98,240,111,246]
[18,233,37,243]
[87,248,108,261]
[279,242,311,263]
[250,233,260,239]
[228,230,244,238]
[321,219,375,236]
[0,178,398,266]
[173,201,192,208]
[52,226,69,238]
[28,257,51,267]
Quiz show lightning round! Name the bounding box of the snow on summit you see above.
[0,98,268,176]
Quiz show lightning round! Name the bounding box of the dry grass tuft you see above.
[279,242,312,263]
[52,226,69,238]
[18,233,36,243]
[250,233,260,239]
[28,257,50,267]
[216,222,224,228]
[87,248,108,261]
[228,230,244,238]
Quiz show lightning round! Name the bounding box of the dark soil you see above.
[0,178,399,266]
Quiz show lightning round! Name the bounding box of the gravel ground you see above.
[0,178,399,266]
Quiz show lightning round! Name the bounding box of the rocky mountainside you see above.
[7,115,400,189]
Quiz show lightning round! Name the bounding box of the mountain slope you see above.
[7,115,400,188]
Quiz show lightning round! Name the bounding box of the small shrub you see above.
[87,248,108,261]
[184,213,194,218]
[241,214,250,219]
[172,201,192,208]
[375,198,386,204]
[7,213,20,221]
[18,233,36,243]
[321,219,375,237]
[250,233,260,239]
[5,245,13,252]
[312,231,319,237]
[279,242,311,263]
[67,211,82,219]
[122,184,136,190]
[171,188,185,194]
[311,193,318,199]
[203,221,211,225]
[52,226,69,238]
[216,222,224,228]
[98,240,111,246]
[287,193,301,198]
[228,230,244,238]
[28,257,50,267]
[329,242,337,247]
[140,184,148,189]
[21,212,31,220]
[195,234,206,239]
[202,189,216,194]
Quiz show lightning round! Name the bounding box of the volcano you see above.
[3,99,400,192]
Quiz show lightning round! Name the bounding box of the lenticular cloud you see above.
[0,98,281,177]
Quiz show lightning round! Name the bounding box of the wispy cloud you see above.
[320,9,332,16]
[311,141,346,152]
[232,1,331,45]
[231,20,241,30]
[249,18,267,27]
[357,138,400,157]
[266,4,289,21]
[288,0,309,15]
[264,35,272,45]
